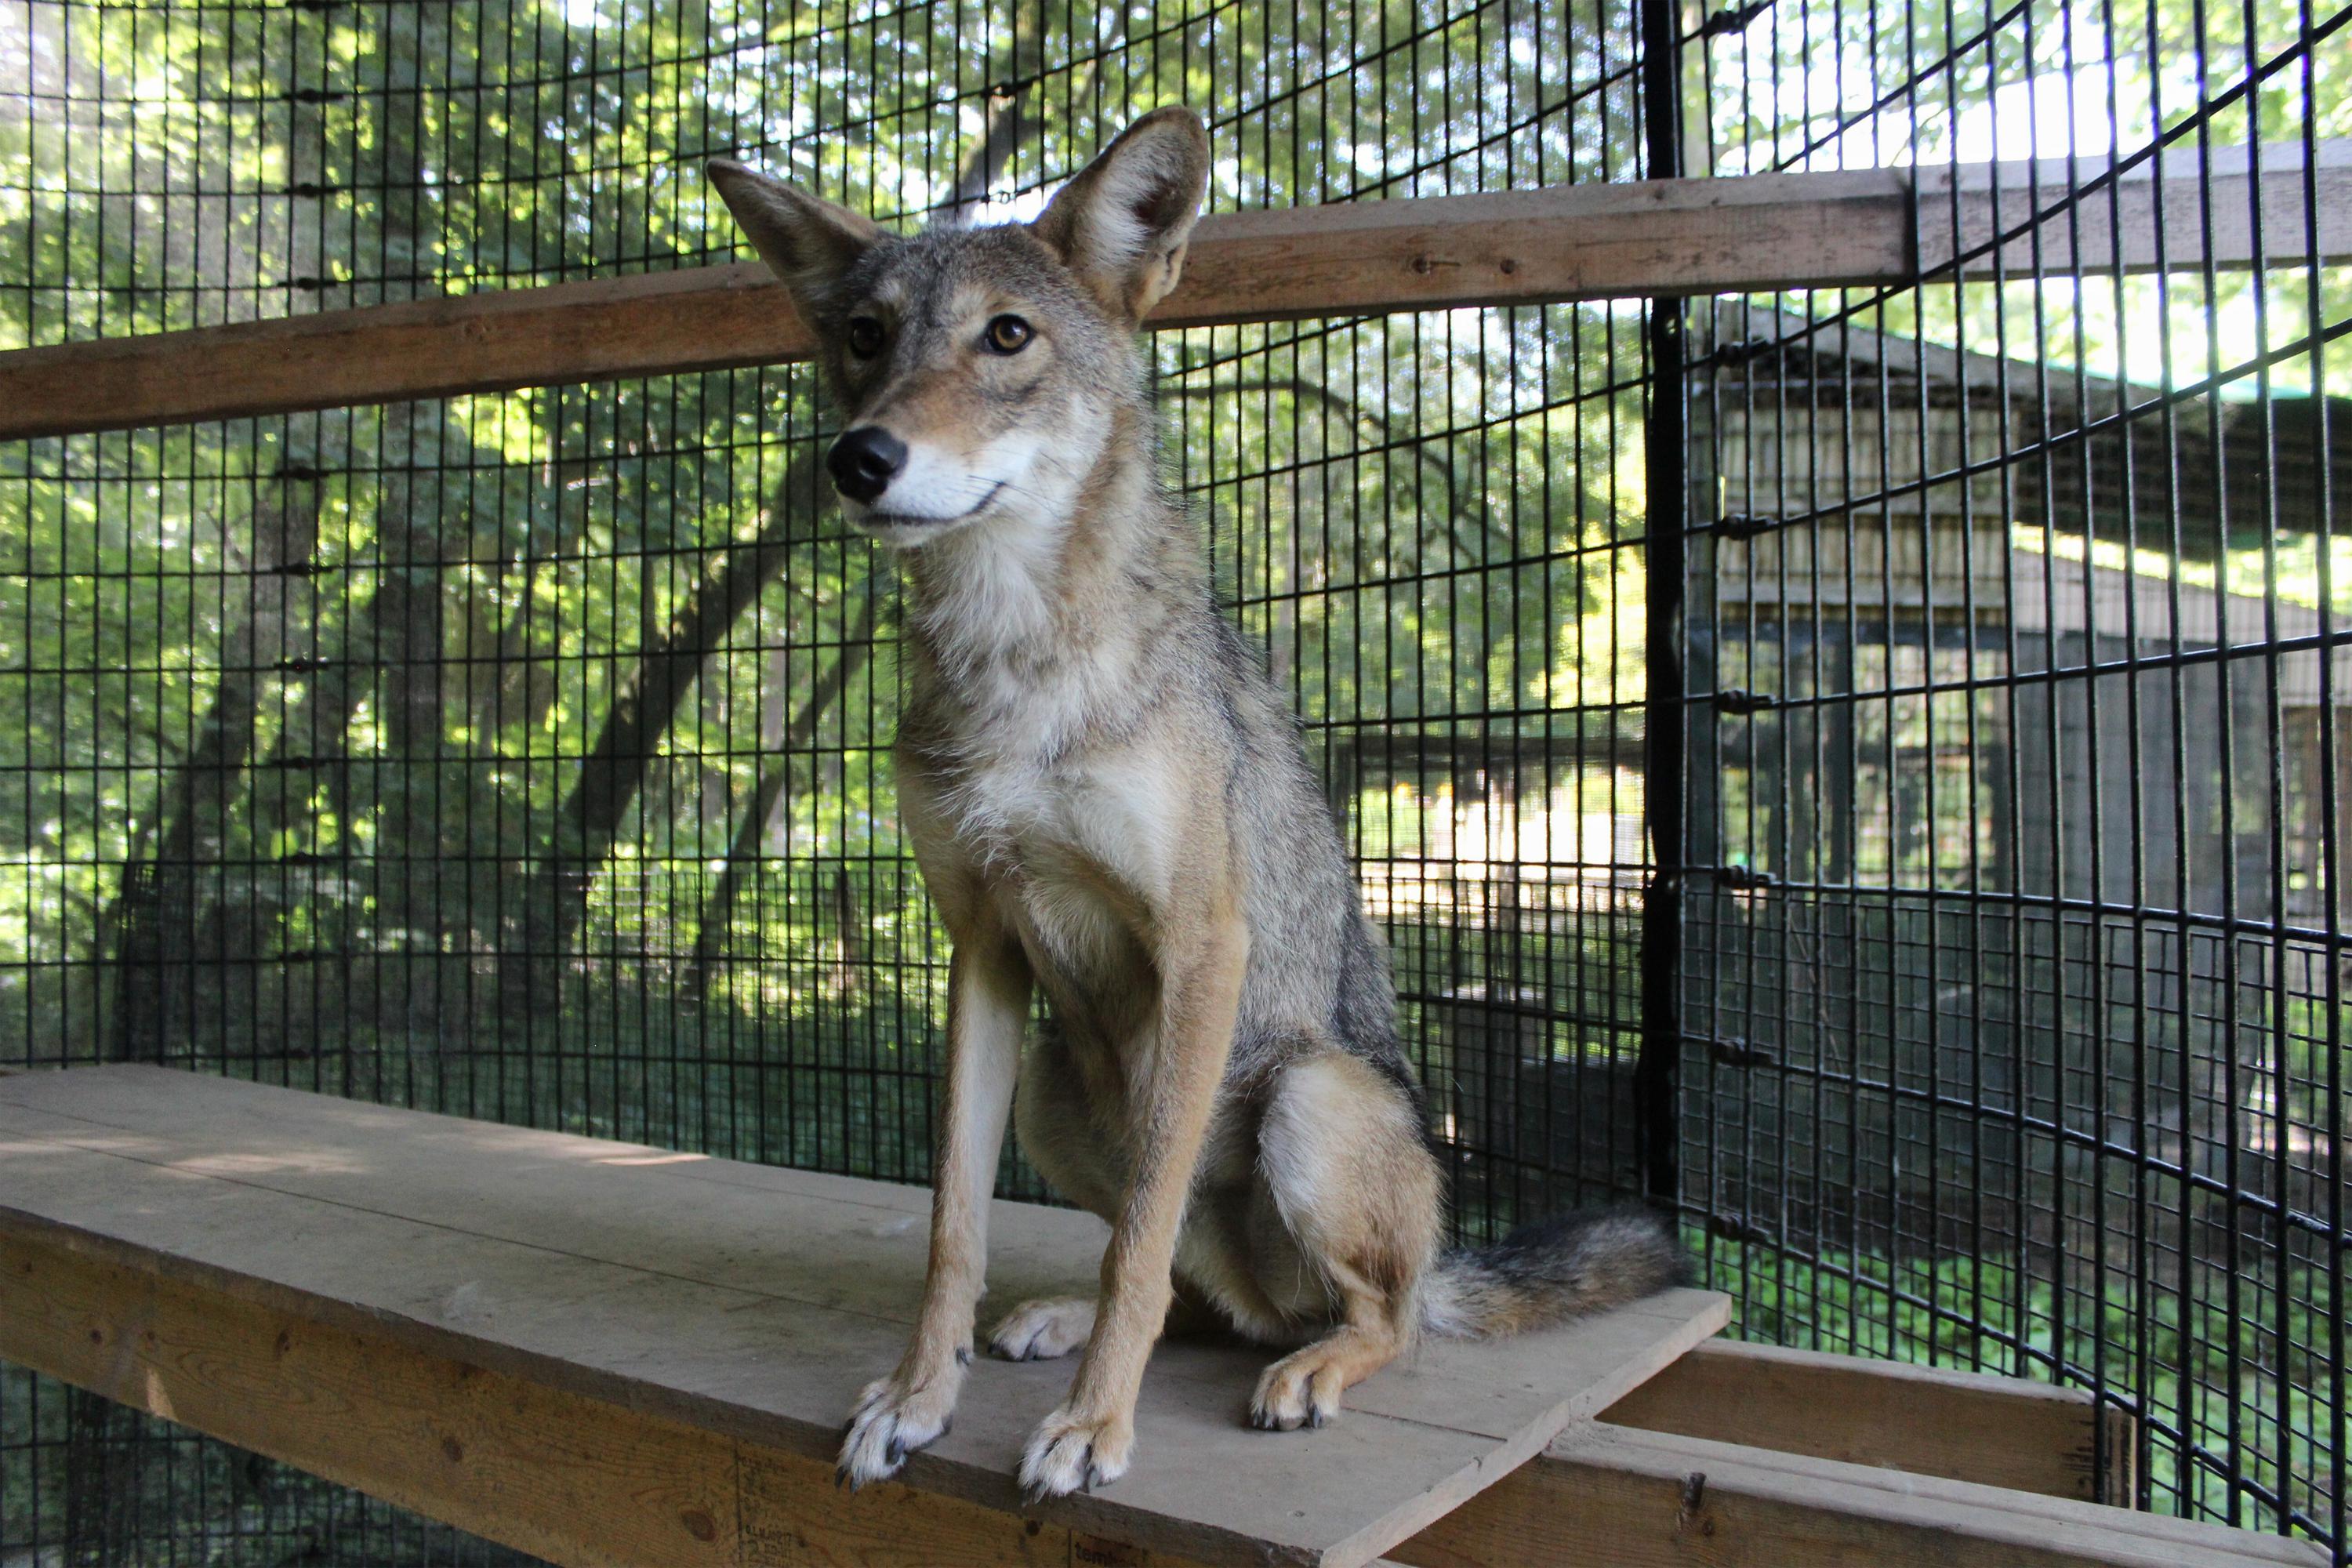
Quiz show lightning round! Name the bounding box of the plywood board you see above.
[1601,1337,2135,1501]
[0,1065,1726,1568]
[1396,1423,2327,1568]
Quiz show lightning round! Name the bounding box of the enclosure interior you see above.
[1,0,2344,1562]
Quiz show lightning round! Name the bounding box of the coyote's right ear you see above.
[707,158,882,307]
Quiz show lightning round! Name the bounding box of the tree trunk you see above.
[684,593,880,998]
[107,474,321,1061]
[511,65,1083,1000]
[61,1386,143,1567]
[508,442,832,1001]
[367,404,454,1039]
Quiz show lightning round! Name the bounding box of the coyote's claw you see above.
[1019,1405,1132,1500]
[1249,1346,1348,1432]
[837,1368,959,1490]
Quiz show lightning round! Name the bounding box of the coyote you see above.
[708,107,1686,1502]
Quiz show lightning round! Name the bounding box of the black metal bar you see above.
[1637,0,1689,1209]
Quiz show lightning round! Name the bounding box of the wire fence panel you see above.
[1,1,1650,1561]
[1675,0,2347,1552]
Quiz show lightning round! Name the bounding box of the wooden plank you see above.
[0,1222,1109,1568]
[0,1065,1729,1568]
[1923,140,2352,277]
[1395,1424,2328,1568]
[0,262,799,443]
[1154,166,1914,324]
[1,142,2340,441]
[0,170,1905,441]
[0,1066,1726,1454]
[1599,1338,2136,1502]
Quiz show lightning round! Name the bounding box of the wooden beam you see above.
[9,1220,2310,1568]
[1923,139,2350,277]
[0,169,1907,441]
[0,141,2340,441]
[1396,1424,2328,1568]
[0,262,800,444]
[1599,1338,2135,1503]
[0,1223,1152,1568]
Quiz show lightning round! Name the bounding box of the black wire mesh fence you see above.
[2,1,1652,1559]
[1672,0,2347,1545]
[0,0,2341,1561]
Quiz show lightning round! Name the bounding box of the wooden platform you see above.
[0,1066,2325,1568]
[0,1066,1720,1567]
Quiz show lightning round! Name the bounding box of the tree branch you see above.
[684,590,883,999]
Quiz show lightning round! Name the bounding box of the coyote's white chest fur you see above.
[913,519,1180,975]
[932,710,1177,986]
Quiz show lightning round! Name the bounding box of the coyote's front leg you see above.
[1019,901,1247,1500]
[837,930,1030,1489]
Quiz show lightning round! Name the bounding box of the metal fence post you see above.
[1636,0,1689,1210]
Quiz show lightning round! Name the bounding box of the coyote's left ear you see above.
[707,158,883,310]
[1033,107,1210,323]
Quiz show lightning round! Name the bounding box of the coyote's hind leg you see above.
[1247,1050,1441,1432]
[991,1297,1094,1361]
[1249,1289,1404,1431]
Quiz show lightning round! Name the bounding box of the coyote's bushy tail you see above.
[1419,1205,1690,1338]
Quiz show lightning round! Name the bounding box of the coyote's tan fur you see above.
[709,108,1686,1501]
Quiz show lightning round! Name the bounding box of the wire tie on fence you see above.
[283,89,346,105]
[1697,335,1776,368]
[1704,1035,1780,1069]
[287,182,339,198]
[274,656,332,673]
[278,852,332,866]
[265,560,321,578]
[290,276,327,291]
[1712,865,1779,891]
[1698,0,1776,37]
[1704,1213,1777,1247]
[1713,688,1780,713]
[1715,512,1784,539]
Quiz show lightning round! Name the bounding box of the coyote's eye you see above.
[847,317,886,358]
[982,314,1034,354]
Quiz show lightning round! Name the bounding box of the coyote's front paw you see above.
[837,1366,960,1490]
[1018,1403,1133,1501]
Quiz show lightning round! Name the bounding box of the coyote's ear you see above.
[707,158,883,307]
[1032,107,1210,323]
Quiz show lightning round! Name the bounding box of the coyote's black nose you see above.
[828,427,907,503]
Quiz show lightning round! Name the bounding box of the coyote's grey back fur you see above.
[710,106,1686,1500]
